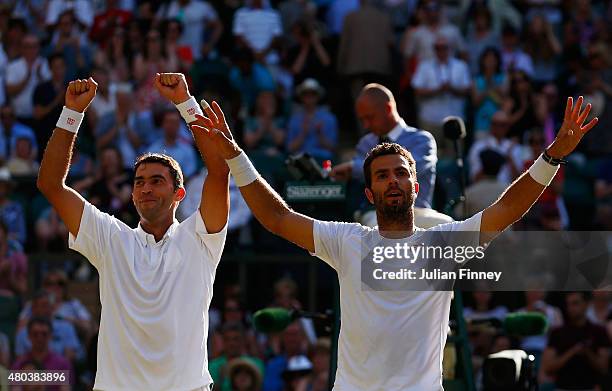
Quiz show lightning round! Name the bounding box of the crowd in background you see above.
[0,0,611,390]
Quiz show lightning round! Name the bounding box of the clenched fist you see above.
[65,78,98,113]
[154,73,190,105]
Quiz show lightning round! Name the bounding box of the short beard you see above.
[374,191,413,225]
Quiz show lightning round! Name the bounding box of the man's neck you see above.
[377,209,415,238]
[140,215,175,242]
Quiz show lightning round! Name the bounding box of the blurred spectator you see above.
[46,10,92,81]
[87,67,116,131]
[147,109,197,179]
[133,29,178,112]
[0,220,27,297]
[278,0,318,40]
[468,111,523,185]
[503,70,539,140]
[0,104,38,163]
[228,357,264,391]
[34,206,68,251]
[471,47,508,137]
[94,83,145,169]
[5,34,51,125]
[262,321,309,391]
[11,317,72,391]
[282,355,313,391]
[45,0,94,28]
[587,290,612,327]
[89,0,133,45]
[330,83,438,213]
[244,91,286,157]
[211,298,262,360]
[325,0,359,37]
[299,338,330,391]
[92,26,132,83]
[74,147,136,224]
[0,330,9,368]
[402,0,465,63]
[0,168,26,245]
[2,17,27,63]
[535,83,562,146]
[456,149,506,219]
[20,271,92,340]
[159,0,223,61]
[459,0,522,36]
[229,49,276,111]
[500,25,534,77]
[209,322,265,391]
[522,13,561,85]
[565,0,600,48]
[412,35,471,150]
[464,5,499,76]
[233,0,283,66]
[594,157,612,230]
[7,137,39,176]
[162,18,194,73]
[286,78,338,161]
[67,149,94,179]
[270,278,316,345]
[32,53,66,160]
[15,292,81,363]
[517,288,563,355]
[464,291,508,323]
[541,292,610,390]
[337,0,394,100]
[289,19,331,86]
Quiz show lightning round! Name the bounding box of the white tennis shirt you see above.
[69,202,226,391]
[313,212,482,391]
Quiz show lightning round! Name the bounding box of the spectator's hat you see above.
[282,354,313,379]
[228,358,263,389]
[296,78,325,97]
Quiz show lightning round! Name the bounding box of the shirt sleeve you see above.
[68,201,123,270]
[313,220,361,274]
[190,211,228,268]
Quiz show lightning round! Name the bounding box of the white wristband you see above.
[176,96,203,123]
[226,152,259,187]
[56,106,84,134]
[528,154,559,186]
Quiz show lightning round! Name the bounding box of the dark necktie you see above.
[378,136,392,145]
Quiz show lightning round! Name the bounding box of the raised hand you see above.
[547,96,599,158]
[191,101,241,160]
[65,78,98,113]
[153,73,190,105]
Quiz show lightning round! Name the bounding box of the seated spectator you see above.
[44,0,94,28]
[262,321,309,391]
[209,322,265,391]
[522,13,561,85]
[74,146,136,225]
[211,298,262,359]
[464,291,508,323]
[233,0,283,66]
[455,149,506,219]
[7,137,39,176]
[87,67,116,131]
[286,78,338,161]
[541,292,610,390]
[228,357,264,391]
[94,83,147,169]
[471,47,507,137]
[147,109,197,179]
[244,91,286,157]
[229,49,276,112]
[34,206,68,251]
[11,317,72,391]
[88,0,132,46]
[468,111,524,185]
[288,19,331,86]
[517,288,563,356]
[502,70,539,141]
[464,5,499,75]
[282,355,313,391]
[15,291,82,363]
[500,25,534,77]
[412,35,471,151]
[303,338,330,391]
[0,168,26,245]
[0,220,27,297]
[0,104,38,164]
[92,27,131,84]
[45,10,92,81]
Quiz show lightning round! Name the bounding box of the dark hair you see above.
[478,46,502,75]
[479,149,506,177]
[363,143,417,189]
[134,153,183,191]
[27,316,52,333]
[47,52,65,66]
[162,18,184,37]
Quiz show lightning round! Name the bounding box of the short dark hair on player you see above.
[134,153,184,191]
[363,143,417,189]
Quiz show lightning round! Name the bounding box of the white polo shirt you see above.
[69,202,226,391]
[313,212,482,390]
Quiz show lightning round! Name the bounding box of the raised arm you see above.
[480,96,598,244]
[153,73,229,233]
[36,78,98,237]
[191,103,315,252]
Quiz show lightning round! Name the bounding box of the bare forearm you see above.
[312,39,330,66]
[239,176,292,236]
[38,129,77,191]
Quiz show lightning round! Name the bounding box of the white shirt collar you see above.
[135,219,180,247]
[385,119,408,141]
